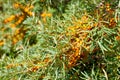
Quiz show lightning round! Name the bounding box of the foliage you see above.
[0,0,120,80]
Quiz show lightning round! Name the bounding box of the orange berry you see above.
[0,40,4,46]
[106,3,110,8]
[27,11,34,16]
[13,3,20,9]
[6,64,14,69]
[10,24,16,28]
[31,66,40,72]
[12,38,18,44]
[109,18,116,28]
[116,36,120,41]
[3,15,16,23]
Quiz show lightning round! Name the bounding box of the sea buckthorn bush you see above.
[0,0,120,80]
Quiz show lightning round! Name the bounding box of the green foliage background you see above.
[0,0,120,80]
